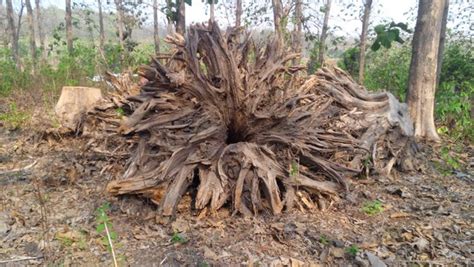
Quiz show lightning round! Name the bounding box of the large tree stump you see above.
[86,23,418,217]
[55,86,102,131]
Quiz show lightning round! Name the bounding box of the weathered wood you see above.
[87,22,417,217]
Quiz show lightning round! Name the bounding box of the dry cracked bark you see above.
[86,22,417,217]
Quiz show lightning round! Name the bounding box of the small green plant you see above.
[116,107,125,117]
[55,234,74,247]
[345,244,359,256]
[440,146,461,170]
[54,230,87,250]
[289,160,299,177]
[361,200,384,215]
[170,231,187,244]
[96,203,119,267]
[319,235,329,245]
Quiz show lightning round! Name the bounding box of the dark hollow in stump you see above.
[87,22,417,217]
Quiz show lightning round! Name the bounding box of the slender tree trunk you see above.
[6,0,20,69]
[35,0,46,60]
[16,2,25,53]
[406,0,447,141]
[65,0,73,55]
[358,0,372,83]
[153,0,159,54]
[98,0,105,54]
[210,0,215,22]
[25,0,36,72]
[176,0,185,35]
[436,0,449,87]
[318,0,331,67]
[114,0,125,51]
[0,0,6,47]
[166,0,173,34]
[235,0,242,27]
[271,0,283,50]
[292,0,302,64]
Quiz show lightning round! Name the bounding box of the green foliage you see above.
[289,160,299,177]
[440,40,474,86]
[170,231,188,244]
[436,39,473,141]
[319,235,329,245]
[361,200,384,215]
[96,203,118,252]
[440,146,461,170]
[364,44,412,101]
[435,81,473,141]
[116,107,125,118]
[0,48,30,96]
[307,42,320,74]
[0,103,30,129]
[345,244,359,256]
[337,47,359,78]
[371,22,411,51]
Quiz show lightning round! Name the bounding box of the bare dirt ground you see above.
[0,127,472,266]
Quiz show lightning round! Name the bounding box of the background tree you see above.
[153,0,159,54]
[25,0,36,72]
[114,0,125,53]
[97,0,105,55]
[6,0,20,69]
[292,0,302,64]
[65,0,73,54]
[35,0,46,60]
[165,0,173,34]
[176,0,185,35]
[407,0,447,141]
[317,0,331,66]
[235,0,242,27]
[271,0,283,50]
[358,0,372,83]
[436,0,449,86]
[209,0,216,21]
[0,0,6,47]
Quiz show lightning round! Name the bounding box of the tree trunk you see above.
[114,0,125,50]
[35,0,46,60]
[6,0,20,69]
[153,0,159,54]
[176,0,185,35]
[166,0,173,34]
[292,0,302,64]
[406,0,446,141]
[358,0,372,83]
[25,0,37,72]
[235,0,242,27]
[271,0,283,51]
[65,0,73,55]
[318,0,331,67]
[1,0,6,47]
[436,0,449,87]
[98,0,105,54]
[210,0,215,22]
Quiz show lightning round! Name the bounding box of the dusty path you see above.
[0,129,472,266]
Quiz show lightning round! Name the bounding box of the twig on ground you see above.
[0,160,37,175]
[0,256,43,264]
